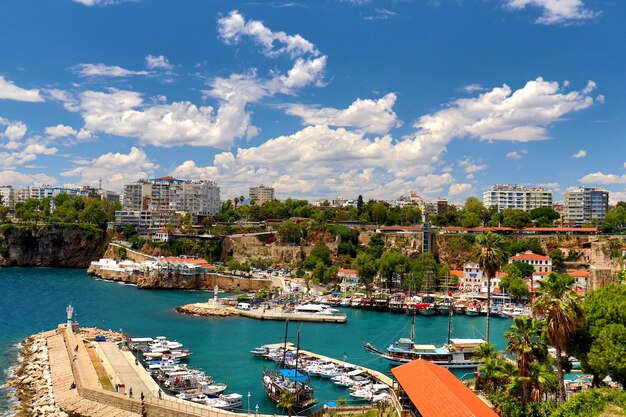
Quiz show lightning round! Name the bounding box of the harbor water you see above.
[0,268,512,414]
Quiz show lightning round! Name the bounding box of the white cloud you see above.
[0,76,44,102]
[73,63,150,78]
[538,182,560,192]
[461,84,486,94]
[218,10,318,58]
[572,149,587,159]
[506,151,523,159]
[145,55,173,70]
[45,124,77,139]
[506,0,599,25]
[448,183,473,196]
[364,9,400,20]
[72,0,131,6]
[169,77,598,199]
[579,172,626,185]
[0,117,28,142]
[76,88,259,148]
[285,93,400,134]
[0,170,56,186]
[216,11,327,95]
[0,142,58,169]
[458,158,487,174]
[61,147,157,190]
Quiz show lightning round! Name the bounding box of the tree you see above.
[371,201,388,225]
[302,242,332,270]
[549,248,565,271]
[532,273,581,403]
[355,252,378,294]
[587,324,626,387]
[601,205,626,233]
[474,343,498,362]
[356,195,364,215]
[476,232,508,344]
[574,284,626,386]
[529,206,560,227]
[277,220,302,245]
[501,209,531,228]
[278,391,297,417]
[504,260,535,279]
[504,316,548,402]
[378,249,408,289]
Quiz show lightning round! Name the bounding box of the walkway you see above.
[97,341,155,399]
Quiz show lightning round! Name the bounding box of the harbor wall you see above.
[87,263,271,291]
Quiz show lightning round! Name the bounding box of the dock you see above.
[263,342,393,386]
[177,302,348,323]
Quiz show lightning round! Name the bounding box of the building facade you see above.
[249,185,275,205]
[0,186,15,208]
[122,177,221,216]
[563,187,609,226]
[483,184,553,212]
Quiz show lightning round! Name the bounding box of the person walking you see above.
[129,387,133,398]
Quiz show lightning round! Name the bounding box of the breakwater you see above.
[176,302,348,323]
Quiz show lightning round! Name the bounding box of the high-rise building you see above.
[437,197,448,215]
[0,186,15,208]
[563,187,609,226]
[249,185,275,205]
[482,184,553,212]
[122,177,221,215]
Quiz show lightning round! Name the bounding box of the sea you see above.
[0,267,512,415]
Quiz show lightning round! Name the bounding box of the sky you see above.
[1,0,625,204]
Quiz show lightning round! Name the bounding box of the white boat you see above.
[294,304,339,315]
[340,297,352,307]
[206,393,243,410]
[465,306,480,316]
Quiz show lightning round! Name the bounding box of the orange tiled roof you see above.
[338,268,357,275]
[162,257,212,268]
[450,270,464,278]
[570,269,589,277]
[392,359,499,417]
[510,250,551,261]
[379,225,423,231]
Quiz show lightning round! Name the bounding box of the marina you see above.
[0,268,513,414]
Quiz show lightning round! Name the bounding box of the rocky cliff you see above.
[0,225,106,268]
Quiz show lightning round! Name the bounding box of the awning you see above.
[279,369,308,382]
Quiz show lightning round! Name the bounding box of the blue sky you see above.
[1,0,625,203]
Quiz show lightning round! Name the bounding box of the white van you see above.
[236,302,251,310]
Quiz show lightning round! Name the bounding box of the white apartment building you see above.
[563,187,609,226]
[456,262,502,293]
[483,184,553,212]
[0,186,15,208]
[122,177,221,216]
[249,185,275,205]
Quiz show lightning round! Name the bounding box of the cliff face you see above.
[0,225,106,268]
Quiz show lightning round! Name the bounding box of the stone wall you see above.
[88,264,271,291]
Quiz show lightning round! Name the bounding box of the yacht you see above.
[294,304,339,315]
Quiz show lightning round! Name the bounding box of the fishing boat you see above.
[262,322,317,411]
[365,275,487,368]
[206,393,243,410]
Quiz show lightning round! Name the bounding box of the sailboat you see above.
[262,321,317,411]
[365,273,487,368]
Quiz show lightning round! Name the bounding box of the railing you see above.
[145,397,282,417]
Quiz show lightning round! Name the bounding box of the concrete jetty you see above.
[8,324,284,417]
[177,302,348,323]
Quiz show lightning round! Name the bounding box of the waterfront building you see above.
[248,185,274,205]
[122,176,220,216]
[391,359,499,417]
[563,187,609,226]
[338,268,359,293]
[0,185,15,208]
[483,184,553,212]
[508,250,552,273]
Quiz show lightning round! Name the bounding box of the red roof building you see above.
[391,359,499,417]
[509,250,553,273]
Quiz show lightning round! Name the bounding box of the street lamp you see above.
[247,392,251,415]
[255,404,259,417]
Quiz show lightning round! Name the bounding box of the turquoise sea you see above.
[0,268,511,415]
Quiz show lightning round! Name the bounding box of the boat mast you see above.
[446,272,453,346]
[410,311,415,341]
[282,319,289,368]
[295,329,302,400]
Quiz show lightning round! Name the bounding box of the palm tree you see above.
[278,391,297,417]
[474,342,498,362]
[532,272,581,403]
[504,316,548,402]
[527,361,558,402]
[476,232,508,344]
